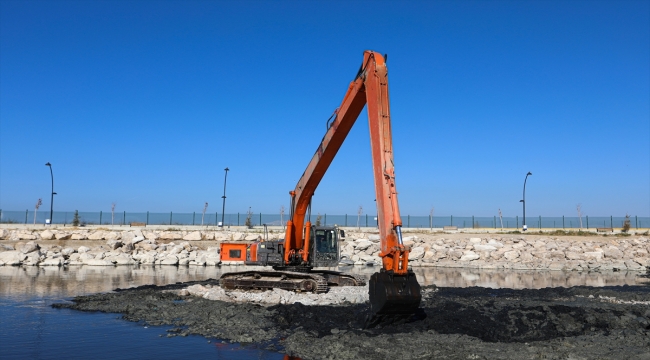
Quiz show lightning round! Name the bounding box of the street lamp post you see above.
[220,167,229,227]
[45,162,57,225]
[520,172,532,231]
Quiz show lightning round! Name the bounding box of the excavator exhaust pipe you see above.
[368,269,421,316]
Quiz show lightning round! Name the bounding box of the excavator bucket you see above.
[368,269,421,316]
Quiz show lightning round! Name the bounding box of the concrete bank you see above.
[0,227,649,271]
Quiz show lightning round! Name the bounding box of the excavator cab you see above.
[310,226,341,267]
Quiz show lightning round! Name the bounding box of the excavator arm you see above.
[283,50,421,317]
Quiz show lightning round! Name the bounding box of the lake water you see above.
[1,265,648,359]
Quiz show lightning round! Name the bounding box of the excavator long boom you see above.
[283,50,421,317]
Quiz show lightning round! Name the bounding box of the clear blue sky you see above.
[1,0,648,218]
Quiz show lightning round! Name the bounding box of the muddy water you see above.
[0,266,650,359]
[51,268,650,360]
[1,265,647,300]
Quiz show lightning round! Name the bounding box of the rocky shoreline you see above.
[0,227,649,272]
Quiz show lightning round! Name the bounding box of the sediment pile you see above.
[53,281,650,359]
[0,227,648,272]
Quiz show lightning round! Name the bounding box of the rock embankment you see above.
[354,234,650,272]
[0,227,648,272]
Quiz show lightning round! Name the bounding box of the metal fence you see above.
[1,209,648,229]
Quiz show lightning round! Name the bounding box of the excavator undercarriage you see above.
[219,270,365,293]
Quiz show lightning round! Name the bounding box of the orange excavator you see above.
[219,50,421,318]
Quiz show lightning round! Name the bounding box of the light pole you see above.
[220,167,229,227]
[45,162,57,225]
[520,171,532,231]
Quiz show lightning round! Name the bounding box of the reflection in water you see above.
[0,265,647,301]
[343,266,649,289]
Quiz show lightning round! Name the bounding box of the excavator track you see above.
[220,271,329,293]
[219,270,365,294]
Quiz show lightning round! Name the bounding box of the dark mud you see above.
[54,280,650,359]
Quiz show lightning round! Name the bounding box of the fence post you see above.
[636,215,638,229]
[325,214,327,226]
[259,213,262,227]
[147,211,149,225]
[99,211,102,225]
[170,212,172,225]
[123,211,125,225]
[472,216,474,229]
[238,213,240,226]
[539,215,541,229]
[25,210,28,224]
[516,216,519,229]
[563,215,565,229]
[586,215,589,229]
[450,215,453,226]
[345,214,347,227]
[408,215,410,228]
[610,216,613,228]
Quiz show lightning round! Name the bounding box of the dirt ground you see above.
[54,275,650,360]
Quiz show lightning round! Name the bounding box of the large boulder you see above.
[159,232,181,240]
[61,247,75,257]
[108,254,136,265]
[409,246,426,260]
[205,255,221,266]
[77,246,90,253]
[503,251,519,261]
[488,239,504,248]
[550,251,566,260]
[604,246,624,260]
[55,232,71,240]
[160,256,179,265]
[460,251,480,261]
[120,232,136,242]
[88,231,105,240]
[469,238,482,244]
[20,241,40,254]
[182,231,202,241]
[22,252,41,266]
[40,230,55,240]
[623,260,643,271]
[473,244,497,252]
[143,231,158,240]
[244,234,259,241]
[0,251,26,265]
[0,229,9,239]
[565,251,581,260]
[14,231,37,240]
[354,240,373,251]
[106,239,123,250]
[139,242,158,251]
[84,258,114,266]
[105,232,121,241]
[368,234,380,242]
[70,233,87,240]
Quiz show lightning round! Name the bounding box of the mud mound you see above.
[53,283,650,359]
